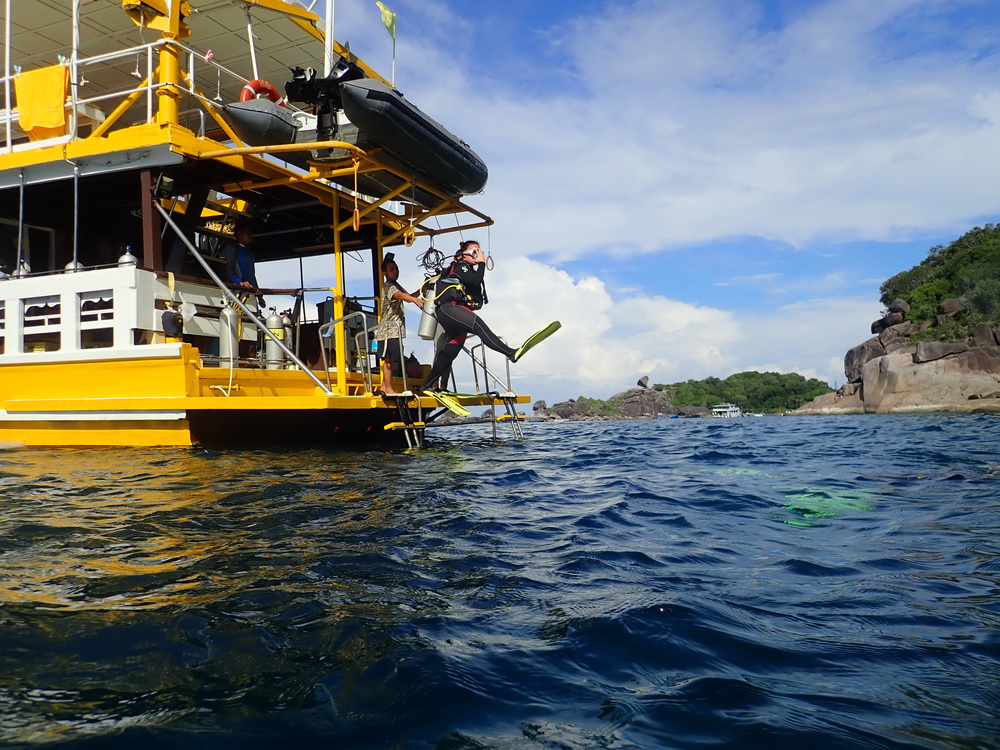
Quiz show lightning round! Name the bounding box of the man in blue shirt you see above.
[225,220,264,306]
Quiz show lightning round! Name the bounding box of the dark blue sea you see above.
[1,414,999,750]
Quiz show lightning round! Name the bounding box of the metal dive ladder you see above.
[467,342,525,440]
[346,320,427,448]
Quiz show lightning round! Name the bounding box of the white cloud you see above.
[732,295,882,386]
[379,0,1000,260]
[446,258,744,403]
[459,274,881,403]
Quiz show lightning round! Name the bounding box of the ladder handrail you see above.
[318,311,371,389]
[467,341,513,395]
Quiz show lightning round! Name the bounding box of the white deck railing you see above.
[0,265,255,360]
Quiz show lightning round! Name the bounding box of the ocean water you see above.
[0,414,998,750]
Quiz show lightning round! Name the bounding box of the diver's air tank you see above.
[265,308,286,369]
[117,245,138,266]
[281,310,294,348]
[417,279,439,340]
[219,303,240,363]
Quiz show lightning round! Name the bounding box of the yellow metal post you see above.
[156,42,181,126]
[122,0,190,126]
[332,195,347,393]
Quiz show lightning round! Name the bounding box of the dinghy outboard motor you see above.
[285,57,365,141]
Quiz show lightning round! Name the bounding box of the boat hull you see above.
[0,346,413,448]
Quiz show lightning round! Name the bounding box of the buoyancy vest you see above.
[433,260,487,310]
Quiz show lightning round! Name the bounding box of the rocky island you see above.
[797,225,1000,415]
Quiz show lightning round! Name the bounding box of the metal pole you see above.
[245,7,259,81]
[71,0,80,133]
[72,164,79,266]
[332,193,347,393]
[15,170,23,274]
[4,0,11,150]
[463,344,513,394]
[323,0,335,77]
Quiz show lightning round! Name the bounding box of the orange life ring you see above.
[240,79,285,106]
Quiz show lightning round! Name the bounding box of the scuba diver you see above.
[420,240,529,392]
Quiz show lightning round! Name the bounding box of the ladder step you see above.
[384,421,426,431]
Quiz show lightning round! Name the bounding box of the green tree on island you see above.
[880,224,1000,337]
[655,371,831,413]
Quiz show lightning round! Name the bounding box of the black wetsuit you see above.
[421,258,515,389]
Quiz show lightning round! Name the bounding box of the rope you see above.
[417,246,446,274]
[244,7,259,81]
[352,157,360,232]
[486,224,494,270]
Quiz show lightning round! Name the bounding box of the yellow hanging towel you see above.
[14,65,69,141]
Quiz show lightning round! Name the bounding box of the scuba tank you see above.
[417,278,439,340]
[117,245,138,266]
[265,308,286,369]
[219,302,240,363]
[281,310,294,365]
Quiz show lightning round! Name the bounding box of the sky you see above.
[262,0,1000,406]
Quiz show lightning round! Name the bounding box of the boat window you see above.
[22,294,61,352]
[80,289,115,349]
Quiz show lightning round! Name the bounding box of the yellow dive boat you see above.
[0,0,528,448]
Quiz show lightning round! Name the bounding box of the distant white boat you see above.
[711,403,743,418]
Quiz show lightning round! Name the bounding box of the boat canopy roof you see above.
[6,0,367,113]
[0,0,491,268]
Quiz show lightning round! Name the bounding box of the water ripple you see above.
[0,416,998,748]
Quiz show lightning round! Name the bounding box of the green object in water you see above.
[782,489,875,520]
[714,468,772,478]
